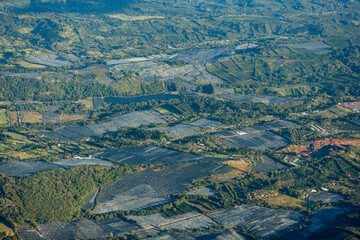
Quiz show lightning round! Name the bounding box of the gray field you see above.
[0,157,114,177]
[241,120,298,133]
[0,161,62,177]
[41,110,167,141]
[252,156,287,173]
[150,118,223,139]
[217,131,289,150]
[219,94,302,104]
[175,48,234,62]
[97,146,222,165]
[18,218,140,240]
[146,229,246,240]
[187,187,217,196]
[189,118,224,129]
[286,207,350,240]
[207,205,304,239]
[279,41,333,52]
[0,72,44,78]
[309,191,345,203]
[151,124,201,138]
[132,212,217,238]
[27,54,72,67]
[52,158,114,168]
[91,162,231,214]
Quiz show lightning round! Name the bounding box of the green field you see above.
[0,109,7,126]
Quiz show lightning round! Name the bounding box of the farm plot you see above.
[0,72,44,78]
[46,73,74,82]
[52,158,114,168]
[27,54,72,67]
[18,218,140,240]
[175,48,234,63]
[241,120,298,133]
[107,54,175,65]
[252,156,287,173]
[286,207,350,240]
[279,41,333,52]
[0,161,62,177]
[150,118,223,139]
[146,229,246,240]
[219,94,302,104]
[309,192,344,203]
[188,118,224,129]
[41,110,167,141]
[207,204,304,239]
[91,162,231,213]
[104,94,180,105]
[130,212,216,238]
[187,187,217,196]
[151,124,201,139]
[217,131,289,150]
[0,158,115,177]
[97,146,221,165]
[41,112,60,124]
[138,63,224,83]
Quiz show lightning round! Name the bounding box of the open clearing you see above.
[265,195,306,209]
[207,204,304,239]
[149,118,223,139]
[0,109,7,125]
[91,162,231,213]
[97,146,223,165]
[145,229,246,240]
[18,217,140,240]
[41,110,167,141]
[308,191,345,203]
[217,131,289,151]
[0,158,113,177]
[21,111,43,123]
[252,156,287,172]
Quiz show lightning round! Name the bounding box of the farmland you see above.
[0,0,359,239]
[91,162,231,213]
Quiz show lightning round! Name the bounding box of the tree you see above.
[201,84,214,94]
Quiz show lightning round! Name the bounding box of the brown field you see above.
[22,111,43,123]
[9,111,18,125]
[16,60,46,69]
[223,160,251,177]
[76,98,93,109]
[60,114,87,122]
[265,195,306,209]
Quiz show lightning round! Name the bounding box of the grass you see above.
[76,98,93,109]
[9,111,18,125]
[59,114,87,122]
[107,14,164,21]
[22,111,43,123]
[222,160,251,178]
[16,60,46,69]
[265,194,306,209]
[0,223,13,237]
[0,109,8,126]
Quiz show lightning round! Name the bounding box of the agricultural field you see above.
[18,217,140,240]
[150,118,223,139]
[0,109,7,126]
[97,146,223,165]
[252,156,287,173]
[0,0,359,239]
[91,162,231,213]
[41,110,167,141]
[146,229,246,240]
[279,41,333,53]
[0,157,114,177]
[207,205,304,239]
[217,131,289,151]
